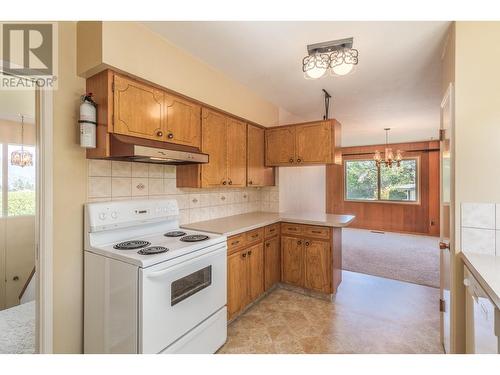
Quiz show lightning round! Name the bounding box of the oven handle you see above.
[145,246,225,279]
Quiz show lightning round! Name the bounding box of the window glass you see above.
[380,159,418,202]
[345,160,378,201]
[7,144,36,216]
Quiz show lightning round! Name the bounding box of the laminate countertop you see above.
[181,211,355,237]
[461,251,500,309]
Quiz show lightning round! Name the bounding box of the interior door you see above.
[226,118,247,187]
[201,108,227,187]
[440,83,454,354]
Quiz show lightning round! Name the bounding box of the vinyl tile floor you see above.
[218,271,444,354]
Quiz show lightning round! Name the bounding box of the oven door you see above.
[139,244,227,354]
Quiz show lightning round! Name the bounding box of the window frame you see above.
[344,156,420,205]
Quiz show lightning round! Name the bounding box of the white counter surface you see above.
[181,211,355,237]
[461,251,500,309]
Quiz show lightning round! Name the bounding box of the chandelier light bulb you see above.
[331,62,354,76]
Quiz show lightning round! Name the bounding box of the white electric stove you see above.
[84,198,227,354]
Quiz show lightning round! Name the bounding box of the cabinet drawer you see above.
[281,223,303,236]
[264,223,280,238]
[227,234,247,254]
[303,225,330,240]
[246,228,264,244]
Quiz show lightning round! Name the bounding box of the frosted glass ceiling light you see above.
[303,37,358,80]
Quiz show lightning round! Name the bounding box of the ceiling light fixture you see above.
[374,128,403,168]
[303,37,359,79]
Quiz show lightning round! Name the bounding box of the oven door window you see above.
[171,265,212,306]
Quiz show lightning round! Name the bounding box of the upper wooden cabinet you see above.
[86,70,202,159]
[247,125,275,187]
[177,108,247,188]
[113,74,165,141]
[265,120,342,166]
[164,94,201,148]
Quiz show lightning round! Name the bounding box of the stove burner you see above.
[113,240,151,250]
[180,234,209,242]
[138,246,169,255]
[164,231,187,237]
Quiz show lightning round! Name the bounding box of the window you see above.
[345,158,418,203]
[1,144,36,216]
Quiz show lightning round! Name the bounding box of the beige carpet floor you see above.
[342,228,440,288]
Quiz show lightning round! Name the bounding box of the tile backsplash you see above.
[461,203,499,256]
[87,160,279,224]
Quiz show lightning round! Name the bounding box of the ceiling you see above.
[143,21,450,146]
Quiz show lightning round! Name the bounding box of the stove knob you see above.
[99,212,107,220]
[111,211,118,219]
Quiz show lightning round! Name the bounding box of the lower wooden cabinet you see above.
[281,236,304,287]
[227,243,264,320]
[304,240,331,293]
[264,236,281,291]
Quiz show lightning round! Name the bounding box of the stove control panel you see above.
[86,199,179,232]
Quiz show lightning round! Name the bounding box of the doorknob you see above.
[439,242,450,250]
[13,276,19,281]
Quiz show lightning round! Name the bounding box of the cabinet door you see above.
[227,249,248,320]
[265,127,296,166]
[113,74,165,141]
[247,125,274,186]
[201,108,227,187]
[164,94,201,148]
[247,243,264,302]
[226,118,247,187]
[304,240,331,293]
[281,236,304,287]
[295,121,332,164]
[264,237,281,291]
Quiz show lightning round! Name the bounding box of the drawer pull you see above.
[248,250,252,256]
[266,243,270,247]
[251,234,259,238]
[311,230,322,234]
[269,228,275,232]
[242,253,247,258]
[287,227,297,231]
[231,240,240,246]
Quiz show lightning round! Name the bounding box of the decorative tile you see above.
[88,160,111,177]
[461,203,495,229]
[149,178,164,195]
[111,161,132,177]
[461,227,496,255]
[131,163,149,177]
[111,177,132,197]
[88,177,111,198]
[131,178,149,196]
[148,164,164,178]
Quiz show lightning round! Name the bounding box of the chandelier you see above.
[11,115,34,168]
[374,128,403,168]
[302,37,359,79]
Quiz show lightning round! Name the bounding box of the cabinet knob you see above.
[297,240,302,245]
[248,250,252,256]
[266,243,270,247]
[248,180,253,185]
[289,158,294,163]
[242,253,247,258]
[167,132,174,139]
[228,179,233,185]
[222,180,227,185]
[156,130,163,137]
[305,241,310,246]
[13,276,19,281]
[297,158,302,163]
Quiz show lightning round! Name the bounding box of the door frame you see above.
[439,82,455,354]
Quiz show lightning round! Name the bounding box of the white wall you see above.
[278,166,326,213]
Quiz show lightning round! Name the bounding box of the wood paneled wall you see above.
[326,141,440,236]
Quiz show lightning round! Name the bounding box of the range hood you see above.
[106,134,208,164]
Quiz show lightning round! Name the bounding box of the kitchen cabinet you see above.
[281,236,304,287]
[247,243,265,302]
[113,73,165,141]
[264,236,281,291]
[265,120,342,166]
[227,249,248,319]
[177,108,247,188]
[86,70,202,159]
[247,125,275,187]
[280,223,341,294]
[164,94,201,148]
